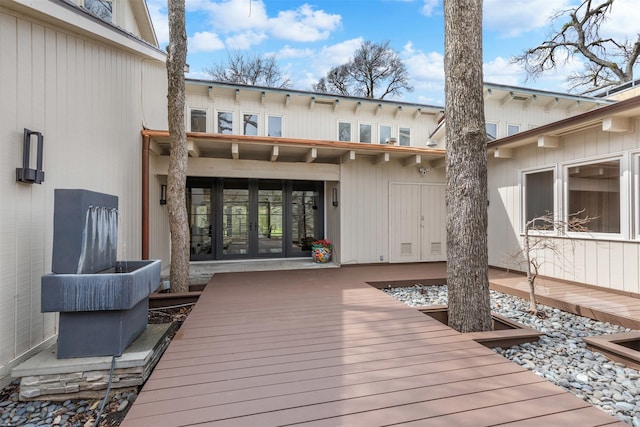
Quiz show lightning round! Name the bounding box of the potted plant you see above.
[312,239,332,263]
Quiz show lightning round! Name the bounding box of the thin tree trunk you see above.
[444,0,492,332]
[166,0,189,293]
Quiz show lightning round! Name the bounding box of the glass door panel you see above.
[258,189,283,254]
[223,188,249,256]
[291,189,317,253]
[188,187,212,257]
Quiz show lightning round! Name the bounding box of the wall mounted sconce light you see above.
[332,187,339,207]
[160,184,167,205]
[418,166,430,176]
[16,128,45,184]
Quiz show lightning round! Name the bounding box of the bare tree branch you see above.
[313,40,413,99]
[204,51,292,89]
[513,0,639,94]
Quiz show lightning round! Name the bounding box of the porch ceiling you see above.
[142,130,445,165]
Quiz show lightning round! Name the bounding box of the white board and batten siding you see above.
[0,8,167,386]
[488,117,640,294]
[339,158,446,264]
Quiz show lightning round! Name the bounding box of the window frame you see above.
[507,123,521,136]
[485,122,498,140]
[84,0,113,22]
[242,112,259,136]
[399,126,411,146]
[563,155,625,239]
[358,122,372,144]
[521,166,557,236]
[216,110,233,134]
[266,115,283,137]
[635,153,640,240]
[379,124,392,145]
[188,107,208,133]
[337,121,352,142]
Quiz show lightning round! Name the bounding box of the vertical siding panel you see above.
[622,243,639,293]
[573,239,586,284]
[595,241,610,287]
[0,12,19,370]
[609,242,624,291]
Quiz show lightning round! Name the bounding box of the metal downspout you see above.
[142,134,150,260]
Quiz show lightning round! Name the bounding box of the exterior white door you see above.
[389,183,446,262]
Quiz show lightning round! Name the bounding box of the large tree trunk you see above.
[166,0,189,293]
[444,0,491,332]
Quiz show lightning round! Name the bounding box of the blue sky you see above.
[146,0,640,105]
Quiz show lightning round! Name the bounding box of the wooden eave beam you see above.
[413,108,422,120]
[305,148,317,163]
[602,116,630,132]
[208,86,214,100]
[285,94,291,108]
[149,141,163,155]
[483,88,493,98]
[333,99,340,112]
[394,106,403,118]
[500,92,515,106]
[537,135,559,148]
[231,143,239,159]
[235,89,240,103]
[523,94,537,110]
[342,150,356,163]
[375,152,390,165]
[403,154,422,167]
[429,157,446,169]
[270,145,279,162]
[187,140,200,157]
[261,91,266,104]
[309,97,316,111]
[375,103,382,116]
[354,102,362,114]
[494,147,513,158]
[566,100,581,114]
[545,97,560,112]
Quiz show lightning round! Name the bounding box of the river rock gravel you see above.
[384,284,640,426]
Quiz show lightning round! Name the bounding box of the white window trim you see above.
[632,151,640,240]
[520,165,558,236]
[379,124,392,145]
[486,121,498,139]
[242,112,260,136]
[358,122,373,144]
[507,123,521,136]
[266,115,284,138]
[337,121,352,142]
[188,107,208,133]
[216,110,234,134]
[562,153,628,240]
[399,125,411,146]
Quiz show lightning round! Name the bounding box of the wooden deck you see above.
[122,264,625,426]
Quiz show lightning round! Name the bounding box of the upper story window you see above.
[399,127,411,146]
[523,169,555,231]
[359,124,372,143]
[486,122,497,140]
[190,108,207,133]
[267,116,282,137]
[243,113,258,136]
[217,111,233,134]
[379,125,391,144]
[507,124,520,136]
[338,122,351,142]
[567,159,620,234]
[85,0,113,22]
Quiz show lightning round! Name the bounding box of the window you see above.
[267,116,282,137]
[338,122,351,142]
[379,125,392,144]
[507,124,520,136]
[217,111,233,134]
[243,113,258,136]
[486,122,497,140]
[359,123,372,143]
[85,0,112,22]
[523,169,554,230]
[399,127,411,146]
[567,159,620,234]
[190,109,207,133]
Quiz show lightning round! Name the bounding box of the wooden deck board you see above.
[122,265,623,426]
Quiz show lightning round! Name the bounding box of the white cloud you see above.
[311,38,363,76]
[421,0,440,16]
[205,0,270,32]
[600,0,640,41]
[188,31,225,53]
[402,42,445,84]
[484,0,570,37]
[483,56,522,86]
[268,4,342,42]
[225,31,267,50]
[275,46,314,60]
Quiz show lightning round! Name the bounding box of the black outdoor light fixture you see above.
[332,187,339,207]
[160,184,167,205]
[16,128,45,184]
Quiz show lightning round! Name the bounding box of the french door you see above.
[187,178,323,260]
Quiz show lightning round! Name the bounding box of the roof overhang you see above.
[487,95,640,153]
[142,130,445,166]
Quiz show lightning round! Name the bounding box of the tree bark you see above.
[444,0,492,332]
[166,0,190,293]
